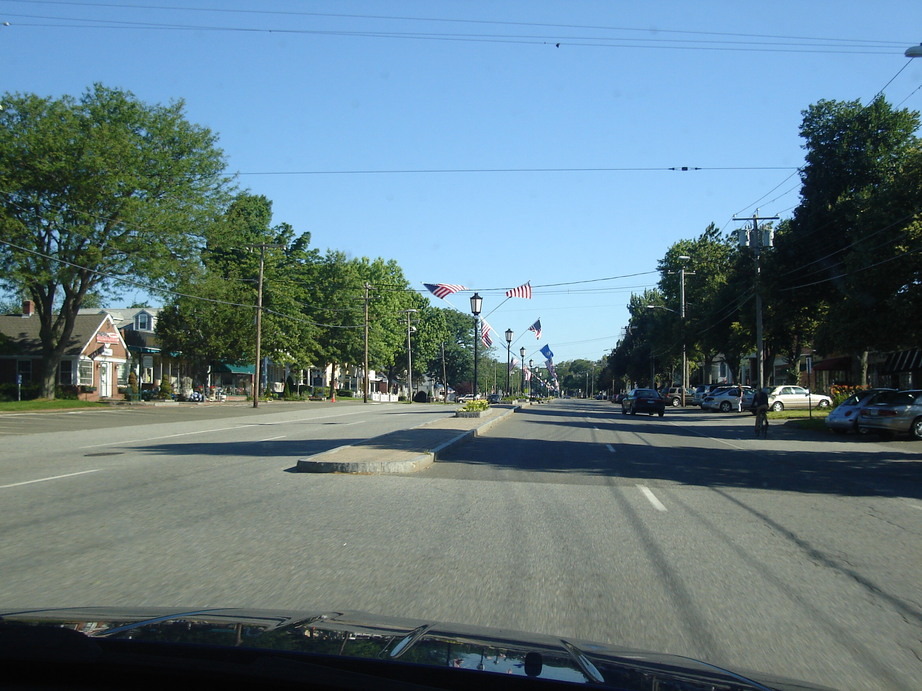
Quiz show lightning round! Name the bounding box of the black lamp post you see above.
[470,293,482,398]
[504,328,513,396]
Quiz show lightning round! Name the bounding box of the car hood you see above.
[0,606,835,690]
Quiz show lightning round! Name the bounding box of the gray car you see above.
[858,389,922,439]
[825,388,895,434]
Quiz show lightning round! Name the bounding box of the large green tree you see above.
[0,84,230,397]
[779,96,922,381]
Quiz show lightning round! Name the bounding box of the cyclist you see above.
[752,388,769,437]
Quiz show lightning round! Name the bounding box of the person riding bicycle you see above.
[752,388,769,434]
[752,388,769,413]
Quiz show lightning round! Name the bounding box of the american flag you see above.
[509,356,519,371]
[480,318,494,347]
[528,319,542,339]
[524,368,532,382]
[505,281,532,299]
[424,283,466,299]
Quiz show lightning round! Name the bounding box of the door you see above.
[99,362,110,398]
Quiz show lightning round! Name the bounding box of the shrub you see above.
[459,399,490,412]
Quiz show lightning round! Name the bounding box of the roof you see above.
[0,313,121,357]
[77,307,161,330]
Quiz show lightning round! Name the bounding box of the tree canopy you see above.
[0,83,230,397]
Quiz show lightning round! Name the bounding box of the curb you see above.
[295,407,517,474]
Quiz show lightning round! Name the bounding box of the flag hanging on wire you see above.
[480,318,494,347]
[540,344,554,360]
[424,283,466,299]
[524,368,532,382]
[528,319,542,339]
[509,357,519,371]
[505,281,532,299]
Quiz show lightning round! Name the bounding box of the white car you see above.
[764,385,832,412]
[701,386,750,412]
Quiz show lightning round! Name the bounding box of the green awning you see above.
[213,362,255,375]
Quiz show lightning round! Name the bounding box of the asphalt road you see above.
[1,399,920,690]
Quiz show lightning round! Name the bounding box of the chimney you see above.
[22,300,35,317]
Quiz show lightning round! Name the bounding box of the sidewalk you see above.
[296,405,518,474]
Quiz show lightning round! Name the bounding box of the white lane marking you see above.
[260,435,286,442]
[637,484,667,511]
[606,444,616,453]
[0,469,101,489]
[78,424,260,449]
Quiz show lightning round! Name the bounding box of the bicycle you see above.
[754,405,769,438]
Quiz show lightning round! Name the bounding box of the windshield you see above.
[1,4,920,691]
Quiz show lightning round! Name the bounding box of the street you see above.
[1,399,920,690]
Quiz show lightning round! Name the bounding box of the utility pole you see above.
[669,256,695,406]
[250,243,282,409]
[733,211,778,390]
[363,283,371,403]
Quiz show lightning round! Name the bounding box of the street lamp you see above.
[505,328,513,397]
[528,358,533,398]
[520,347,526,397]
[470,293,482,398]
[403,309,418,402]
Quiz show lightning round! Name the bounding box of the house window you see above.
[117,363,129,386]
[17,360,32,384]
[78,361,93,386]
[59,360,74,386]
[136,312,152,331]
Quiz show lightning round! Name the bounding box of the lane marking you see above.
[637,484,667,511]
[606,444,616,453]
[260,435,286,442]
[0,469,101,489]
[78,424,260,449]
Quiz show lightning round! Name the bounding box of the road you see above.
[1,399,920,690]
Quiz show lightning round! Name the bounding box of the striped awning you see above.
[881,349,922,374]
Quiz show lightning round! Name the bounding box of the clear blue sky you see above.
[2,1,920,364]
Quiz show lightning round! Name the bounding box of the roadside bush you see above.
[0,382,42,401]
[413,391,429,402]
[459,399,490,412]
[336,389,354,398]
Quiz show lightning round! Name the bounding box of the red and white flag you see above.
[424,283,466,299]
[480,318,494,347]
[505,281,532,299]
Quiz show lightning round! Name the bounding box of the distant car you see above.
[764,385,832,412]
[663,387,694,407]
[621,388,666,416]
[701,386,750,412]
[825,388,896,434]
[487,393,501,404]
[858,389,922,439]
[458,394,475,403]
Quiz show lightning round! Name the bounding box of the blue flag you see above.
[540,344,554,360]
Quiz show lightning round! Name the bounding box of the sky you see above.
[2,0,920,365]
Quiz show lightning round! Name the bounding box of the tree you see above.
[156,193,318,383]
[0,84,230,397]
[779,96,922,381]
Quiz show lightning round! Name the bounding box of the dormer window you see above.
[136,311,152,331]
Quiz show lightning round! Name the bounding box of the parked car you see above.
[858,389,922,439]
[701,386,750,412]
[764,385,832,412]
[621,388,666,416]
[487,393,502,404]
[691,385,717,407]
[825,388,896,434]
[662,386,694,407]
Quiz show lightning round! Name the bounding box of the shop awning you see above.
[212,362,255,375]
[813,356,851,371]
[881,349,922,374]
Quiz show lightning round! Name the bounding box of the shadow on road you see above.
[429,408,922,500]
